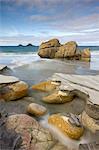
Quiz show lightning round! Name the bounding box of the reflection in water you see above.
[90,51,99,70]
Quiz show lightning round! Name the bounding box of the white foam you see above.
[0,52,41,69]
[40,115,97,149]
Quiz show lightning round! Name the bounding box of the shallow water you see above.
[0,58,99,149]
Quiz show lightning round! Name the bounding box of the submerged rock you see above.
[81,48,91,61]
[42,90,74,104]
[1,81,28,101]
[32,80,61,92]
[48,113,84,140]
[27,103,47,116]
[6,114,57,150]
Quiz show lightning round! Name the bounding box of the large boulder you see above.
[55,41,77,58]
[81,48,91,61]
[6,114,57,150]
[38,39,60,58]
[48,113,84,140]
[1,81,28,101]
[39,39,60,49]
[38,38,91,61]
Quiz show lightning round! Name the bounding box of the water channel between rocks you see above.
[0,59,99,149]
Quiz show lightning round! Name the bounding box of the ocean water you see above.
[0,46,99,70]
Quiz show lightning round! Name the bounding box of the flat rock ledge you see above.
[0,75,19,84]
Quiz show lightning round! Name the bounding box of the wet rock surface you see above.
[81,111,99,133]
[6,114,57,150]
[0,73,29,102]
[85,103,99,120]
[79,142,99,150]
[0,112,22,150]
[27,103,47,116]
[32,80,61,92]
[42,91,74,104]
[48,113,84,140]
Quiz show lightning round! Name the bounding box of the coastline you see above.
[0,51,99,150]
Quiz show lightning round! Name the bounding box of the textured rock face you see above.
[1,81,28,101]
[48,114,84,140]
[6,114,56,150]
[38,39,60,58]
[39,39,60,49]
[55,41,77,58]
[38,47,59,58]
[81,48,91,61]
[42,91,74,104]
[27,103,47,116]
[81,111,99,133]
[85,103,99,120]
[32,80,61,92]
[38,38,91,61]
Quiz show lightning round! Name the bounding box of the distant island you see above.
[18,44,23,47]
[18,43,38,47]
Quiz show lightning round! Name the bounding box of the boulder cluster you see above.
[38,39,91,61]
[0,66,99,150]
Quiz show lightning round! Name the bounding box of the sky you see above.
[0,0,99,46]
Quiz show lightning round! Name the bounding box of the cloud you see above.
[0,0,99,45]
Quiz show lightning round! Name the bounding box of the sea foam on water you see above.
[40,114,98,150]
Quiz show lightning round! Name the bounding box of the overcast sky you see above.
[0,0,99,46]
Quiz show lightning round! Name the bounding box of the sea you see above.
[0,45,99,70]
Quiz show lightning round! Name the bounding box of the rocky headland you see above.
[38,39,91,61]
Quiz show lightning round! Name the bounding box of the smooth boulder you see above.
[81,48,91,61]
[27,103,47,116]
[1,81,28,101]
[42,90,74,104]
[48,114,84,140]
[6,114,57,150]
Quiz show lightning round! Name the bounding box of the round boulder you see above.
[6,114,56,150]
[27,103,47,116]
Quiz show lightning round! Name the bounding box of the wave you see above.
[0,52,41,68]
